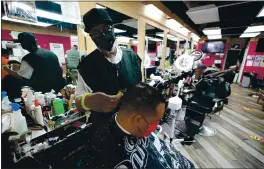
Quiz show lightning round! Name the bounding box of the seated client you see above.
[66,82,195,169]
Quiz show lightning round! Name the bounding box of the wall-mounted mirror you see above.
[143,23,164,81]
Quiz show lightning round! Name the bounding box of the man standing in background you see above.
[66,45,80,84]
[3,32,65,99]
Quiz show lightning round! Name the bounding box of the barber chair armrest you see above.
[189,101,212,113]
[212,98,227,106]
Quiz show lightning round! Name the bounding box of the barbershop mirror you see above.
[144,23,163,81]
[164,34,178,70]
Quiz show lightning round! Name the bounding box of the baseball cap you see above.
[83,8,113,33]
[13,32,36,44]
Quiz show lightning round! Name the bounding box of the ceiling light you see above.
[257,7,264,17]
[36,9,63,21]
[96,4,106,9]
[203,28,221,35]
[166,19,190,36]
[240,32,260,38]
[168,37,179,41]
[186,4,219,24]
[244,25,264,33]
[156,33,186,41]
[2,16,52,27]
[207,35,222,39]
[116,36,134,43]
[166,19,182,30]
[132,40,138,44]
[114,28,126,33]
[122,19,155,30]
[156,33,174,38]
[144,4,164,20]
[149,38,163,42]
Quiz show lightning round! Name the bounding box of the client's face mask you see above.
[90,25,116,52]
[138,116,160,137]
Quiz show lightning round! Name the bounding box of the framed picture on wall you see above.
[3,1,38,23]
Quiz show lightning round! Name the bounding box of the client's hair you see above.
[120,82,165,115]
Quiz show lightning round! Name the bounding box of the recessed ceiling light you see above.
[207,35,222,39]
[114,28,126,33]
[203,28,221,35]
[240,32,260,38]
[244,25,264,33]
[257,7,264,17]
[148,38,163,42]
[156,33,175,38]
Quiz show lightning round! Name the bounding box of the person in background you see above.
[3,32,65,95]
[1,48,9,78]
[64,83,194,169]
[75,8,142,128]
[66,45,80,84]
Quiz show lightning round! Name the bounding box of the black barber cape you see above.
[22,48,65,93]
[64,117,195,169]
[78,48,142,127]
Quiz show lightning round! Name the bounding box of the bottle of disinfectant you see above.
[11,103,28,135]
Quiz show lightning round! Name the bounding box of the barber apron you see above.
[78,48,142,128]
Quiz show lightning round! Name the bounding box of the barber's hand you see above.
[87,92,121,112]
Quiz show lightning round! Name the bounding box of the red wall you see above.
[1,29,71,62]
[242,41,264,79]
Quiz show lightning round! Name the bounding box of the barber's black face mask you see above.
[90,26,116,52]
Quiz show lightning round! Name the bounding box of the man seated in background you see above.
[66,45,80,84]
[65,82,194,169]
[2,32,65,99]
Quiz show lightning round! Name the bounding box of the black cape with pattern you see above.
[63,118,195,169]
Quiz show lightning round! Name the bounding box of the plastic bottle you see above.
[11,103,28,135]
[33,100,44,126]
[52,98,65,116]
[2,91,11,112]
[70,94,76,109]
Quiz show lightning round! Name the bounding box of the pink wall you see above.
[1,29,71,62]
[242,41,264,79]
[198,38,247,69]
[198,41,229,68]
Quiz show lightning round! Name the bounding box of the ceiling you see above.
[106,7,169,42]
[162,1,264,38]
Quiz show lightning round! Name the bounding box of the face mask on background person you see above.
[90,25,116,52]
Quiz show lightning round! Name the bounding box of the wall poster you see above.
[49,43,65,64]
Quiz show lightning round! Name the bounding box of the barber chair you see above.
[181,79,229,137]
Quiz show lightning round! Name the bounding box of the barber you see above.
[75,8,142,128]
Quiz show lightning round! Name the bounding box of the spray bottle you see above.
[32,100,44,126]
